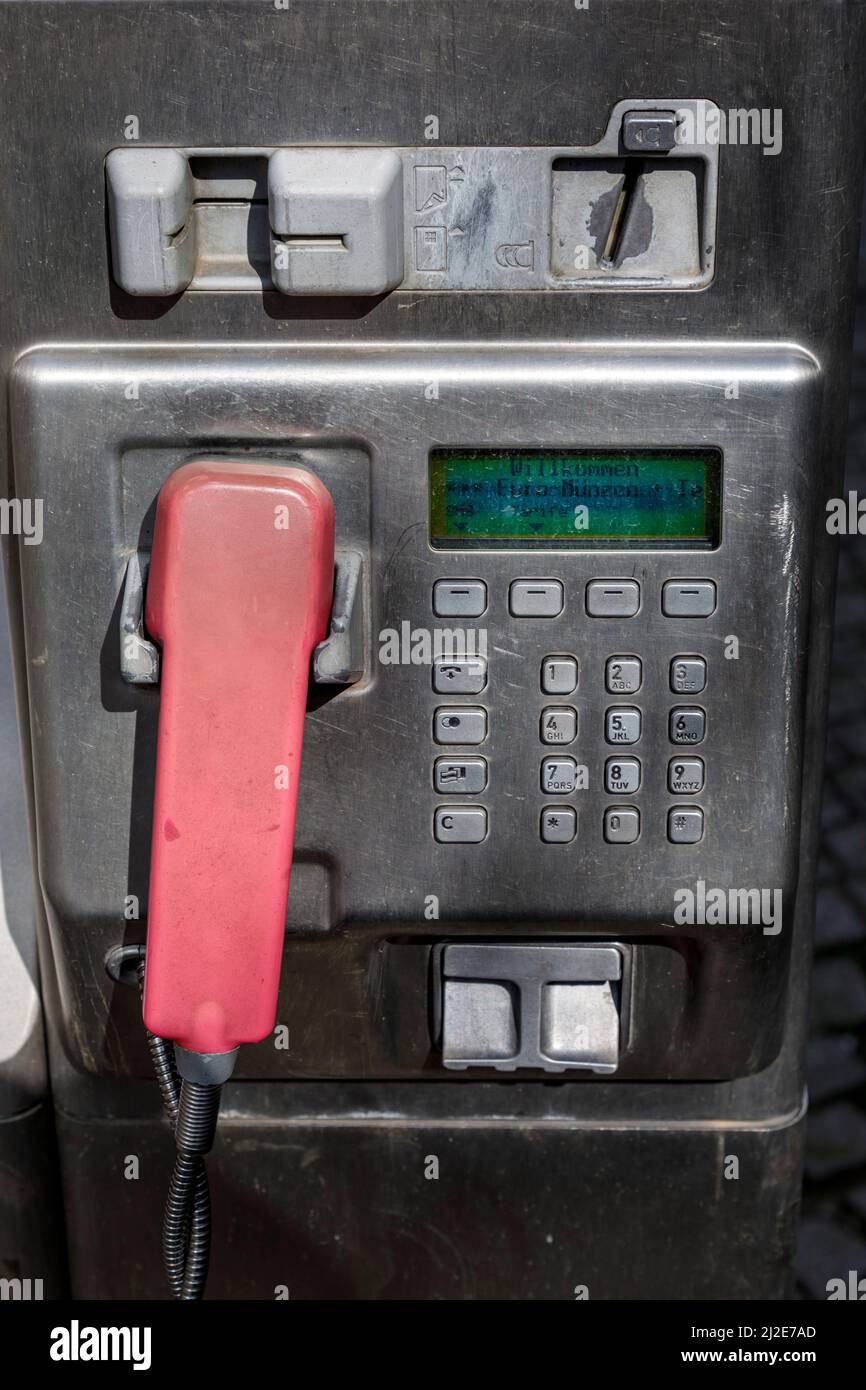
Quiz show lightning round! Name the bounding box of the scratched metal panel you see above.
[56,1102,804,1299]
[10,341,819,1081]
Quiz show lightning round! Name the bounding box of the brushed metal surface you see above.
[10,341,819,1079]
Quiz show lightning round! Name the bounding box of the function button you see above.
[605,655,642,694]
[622,110,678,154]
[433,579,487,618]
[668,806,704,844]
[662,580,717,617]
[434,706,487,745]
[605,756,641,794]
[604,806,640,844]
[432,657,487,694]
[434,757,488,795]
[541,655,578,695]
[669,706,706,745]
[586,579,640,618]
[541,757,578,794]
[434,806,488,843]
[605,706,642,745]
[670,655,707,694]
[668,757,704,795]
[540,707,577,745]
[509,579,564,618]
[540,806,577,844]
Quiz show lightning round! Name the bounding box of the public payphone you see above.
[1,0,865,1300]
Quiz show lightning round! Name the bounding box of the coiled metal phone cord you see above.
[137,961,223,1300]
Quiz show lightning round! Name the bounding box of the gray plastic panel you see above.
[439,943,626,1073]
[104,100,718,295]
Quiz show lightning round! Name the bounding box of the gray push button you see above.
[668,757,704,794]
[434,757,488,794]
[668,806,704,844]
[541,655,578,695]
[670,707,706,744]
[443,981,518,1059]
[541,982,619,1069]
[670,655,707,694]
[605,707,642,744]
[586,580,640,618]
[510,579,564,617]
[106,149,196,297]
[662,580,717,617]
[268,148,404,296]
[432,658,487,694]
[433,579,487,618]
[604,807,640,844]
[540,806,577,843]
[606,656,642,693]
[605,757,641,794]
[540,707,577,745]
[434,706,487,744]
[541,757,578,794]
[622,109,678,153]
[435,806,488,843]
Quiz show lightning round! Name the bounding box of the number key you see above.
[606,656,642,693]
[604,807,640,844]
[605,707,642,745]
[605,757,641,794]
[541,655,578,695]
[669,707,705,744]
[541,758,578,794]
[670,656,706,694]
[540,707,577,745]
[668,757,704,794]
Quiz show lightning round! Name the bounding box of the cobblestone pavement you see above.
[795,235,866,1299]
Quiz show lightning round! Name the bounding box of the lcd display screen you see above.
[429,449,722,548]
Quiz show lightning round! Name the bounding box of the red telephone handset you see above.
[142,460,335,1058]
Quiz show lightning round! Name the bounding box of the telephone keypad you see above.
[429,579,718,845]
